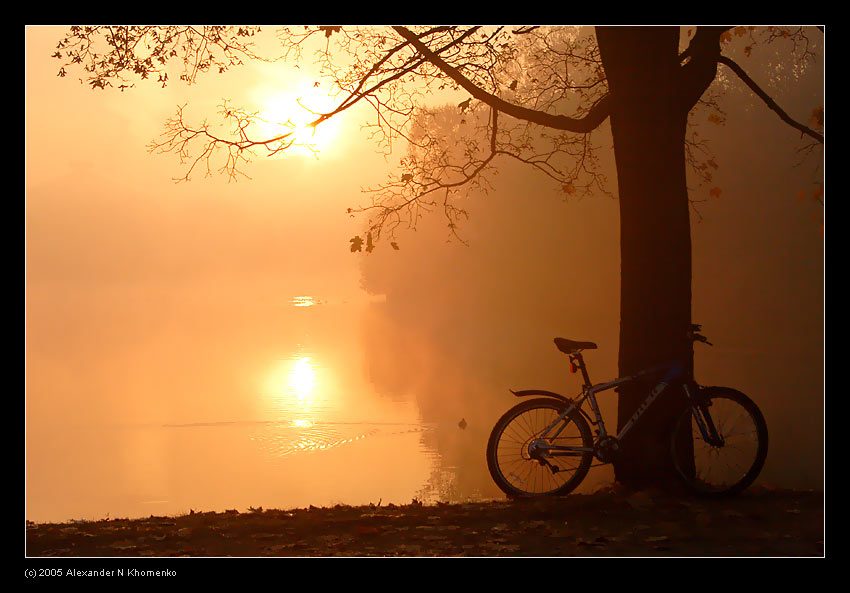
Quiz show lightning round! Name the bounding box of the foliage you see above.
[53,25,824,247]
[53,26,266,90]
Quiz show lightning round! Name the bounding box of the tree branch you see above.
[677,26,731,111]
[718,55,823,144]
[308,27,479,128]
[392,26,610,134]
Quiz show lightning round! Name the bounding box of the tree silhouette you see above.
[53,25,824,491]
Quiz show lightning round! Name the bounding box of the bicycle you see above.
[486,325,768,498]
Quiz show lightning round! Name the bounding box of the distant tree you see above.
[53,25,823,491]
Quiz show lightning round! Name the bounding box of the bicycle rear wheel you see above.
[487,398,593,498]
[671,387,768,497]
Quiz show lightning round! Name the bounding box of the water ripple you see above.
[164,420,436,459]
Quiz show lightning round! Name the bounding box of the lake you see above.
[25,294,458,523]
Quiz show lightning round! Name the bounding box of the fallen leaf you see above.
[110,540,138,550]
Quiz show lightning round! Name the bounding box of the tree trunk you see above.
[596,27,695,489]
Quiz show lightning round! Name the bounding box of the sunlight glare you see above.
[288,356,316,401]
[262,354,321,416]
[254,82,343,158]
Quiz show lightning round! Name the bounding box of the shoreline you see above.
[26,487,824,557]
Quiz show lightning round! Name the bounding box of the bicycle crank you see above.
[594,436,620,463]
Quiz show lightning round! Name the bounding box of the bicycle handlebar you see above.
[688,332,713,346]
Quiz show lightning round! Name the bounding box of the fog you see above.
[26,27,439,521]
[358,45,824,497]
[26,27,823,522]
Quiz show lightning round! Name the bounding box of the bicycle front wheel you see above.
[487,398,593,498]
[671,387,768,497]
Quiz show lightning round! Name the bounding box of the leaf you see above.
[457,98,471,112]
[110,540,138,550]
[707,113,724,125]
[808,106,823,128]
[319,26,341,38]
[350,236,363,252]
[401,173,413,183]
[709,187,723,198]
[365,233,374,253]
[508,79,518,90]
[390,242,400,250]
[563,182,576,195]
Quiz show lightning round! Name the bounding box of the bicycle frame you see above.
[512,357,723,456]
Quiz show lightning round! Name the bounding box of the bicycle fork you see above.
[683,384,725,447]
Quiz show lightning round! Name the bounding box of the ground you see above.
[25,486,823,558]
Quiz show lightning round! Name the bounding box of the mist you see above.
[357,49,823,498]
[26,26,823,523]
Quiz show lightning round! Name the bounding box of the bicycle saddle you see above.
[554,337,598,354]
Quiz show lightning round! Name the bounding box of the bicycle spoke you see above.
[673,389,767,496]
[488,399,594,496]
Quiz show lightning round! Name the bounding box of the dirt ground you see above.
[25,486,823,558]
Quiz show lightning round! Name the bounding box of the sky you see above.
[25,26,824,521]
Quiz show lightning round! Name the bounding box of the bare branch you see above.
[146,102,297,182]
[718,55,823,144]
[392,26,610,134]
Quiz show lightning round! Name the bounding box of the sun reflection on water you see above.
[288,356,316,403]
[290,296,317,307]
[258,353,413,457]
[262,354,325,421]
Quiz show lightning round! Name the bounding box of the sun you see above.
[253,81,343,158]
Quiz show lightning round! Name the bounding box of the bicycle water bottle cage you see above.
[554,338,598,355]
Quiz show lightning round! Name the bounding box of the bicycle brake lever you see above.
[694,334,713,346]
